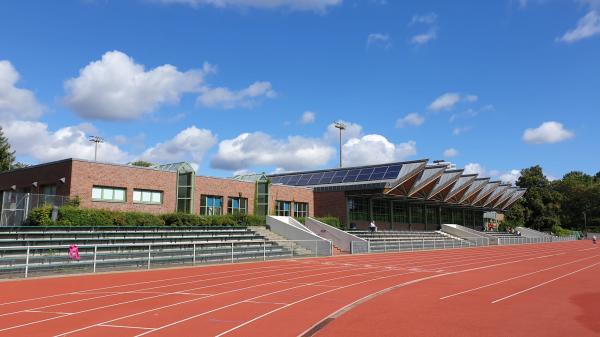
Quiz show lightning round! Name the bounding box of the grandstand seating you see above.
[347,230,467,252]
[0,226,297,277]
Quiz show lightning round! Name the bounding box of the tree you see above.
[130,161,154,168]
[0,127,16,172]
[11,162,29,170]
[516,165,562,231]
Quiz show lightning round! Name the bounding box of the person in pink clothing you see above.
[69,244,80,261]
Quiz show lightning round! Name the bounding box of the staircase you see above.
[249,226,313,256]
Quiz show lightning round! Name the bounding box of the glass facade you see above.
[372,199,390,222]
[410,206,424,224]
[425,206,439,226]
[348,197,369,221]
[200,195,223,215]
[294,202,309,218]
[227,197,248,215]
[177,172,193,213]
[256,180,269,216]
[392,202,408,223]
[275,200,291,216]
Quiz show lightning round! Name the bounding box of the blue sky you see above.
[1,0,599,183]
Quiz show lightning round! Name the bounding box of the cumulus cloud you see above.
[64,51,205,120]
[140,126,217,165]
[0,60,45,123]
[211,132,335,171]
[463,163,522,185]
[428,92,461,111]
[197,81,276,109]
[464,162,485,176]
[558,10,600,43]
[367,33,391,49]
[342,135,416,167]
[152,0,342,12]
[396,113,424,128]
[300,111,316,124]
[498,169,521,185]
[410,12,438,45]
[443,148,459,158]
[4,121,128,163]
[522,121,575,144]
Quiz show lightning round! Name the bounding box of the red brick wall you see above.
[270,185,314,217]
[314,191,346,224]
[0,159,72,195]
[70,160,177,214]
[195,176,257,214]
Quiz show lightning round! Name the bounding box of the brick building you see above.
[0,159,314,219]
[0,158,525,229]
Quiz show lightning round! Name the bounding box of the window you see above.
[441,208,452,224]
[256,180,269,216]
[177,172,193,213]
[294,202,308,218]
[275,201,291,216]
[452,209,464,225]
[348,197,369,221]
[92,186,126,202]
[227,197,248,215]
[372,199,390,222]
[133,189,163,205]
[410,206,424,224]
[426,206,439,226]
[392,202,408,224]
[200,195,223,215]
[41,184,57,196]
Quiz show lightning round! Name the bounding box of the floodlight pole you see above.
[334,122,346,168]
[88,136,105,161]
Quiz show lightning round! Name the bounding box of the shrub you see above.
[552,224,573,237]
[316,216,342,229]
[28,205,53,226]
[64,196,81,207]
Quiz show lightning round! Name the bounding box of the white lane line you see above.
[440,255,597,300]
[491,260,600,304]
[579,247,597,252]
[97,324,153,330]
[243,300,289,305]
[24,310,74,315]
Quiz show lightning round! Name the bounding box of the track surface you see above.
[0,241,598,337]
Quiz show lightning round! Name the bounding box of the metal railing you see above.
[350,237,489,254]
[0,239,332,279]
[497,235,577,245]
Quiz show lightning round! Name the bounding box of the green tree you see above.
[130,160,154,167]
[0,127,16,172]
[516,165,562,231]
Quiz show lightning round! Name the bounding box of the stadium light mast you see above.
[334,121,346,168]
[88,136,105,161]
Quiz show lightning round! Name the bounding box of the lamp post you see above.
[88,136,105,161]
[334,122,346,168]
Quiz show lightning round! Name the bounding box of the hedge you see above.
[27,205,266,227]
[295,216,342,229]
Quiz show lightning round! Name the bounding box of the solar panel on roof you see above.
[297,174,312,185]
[308,172,324,185]
[287,175,300,185]
[330,170,348,183]
[342,169,361,183]
[356,168,374,181]
[319,171,335,184]
[383,165,402,179]
[369,166,388,180]
[279,176,291,185]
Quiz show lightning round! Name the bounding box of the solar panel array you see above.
[269,164,403,187]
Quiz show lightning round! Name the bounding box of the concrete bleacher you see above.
[0,226,295,278]
[347,230,467,252]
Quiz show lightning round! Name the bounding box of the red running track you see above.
[0,241,598,337]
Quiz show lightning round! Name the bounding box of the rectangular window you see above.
[200,195,223,215]
[41,184,57,195]
[426,206,439,226]
[294,202,309,218]
[410,206,424,224]
[372,199,390,222]
[133,189,163,205]
[275,201,291,216]
[348,197,370,221]
[392,202,408,224]
[92,186,126,202]
[227,197,248,215]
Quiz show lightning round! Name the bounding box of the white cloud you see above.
[558,10,600,43]
[0,60,45,123]
[498,169,521,185]
[411,13,438,25]
[367,33,391,49]
[4,120,128,163]
[428,92,461,111]
[152,0,342,12]
[464,162,485,176]
[64,51,205,120]
[443,148,459,158]
[300,111,316,124]
[522,121,575,144]
[465,94,478,103]
[396,113,424,128]
[342,135,416,166]
[211,132,335,171]
[452,126,471,135]
[140,126,217,165]
[411,30,437,45]
[197,81,276,109]
[324,120,363,142]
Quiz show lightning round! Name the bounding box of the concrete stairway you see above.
[249,226,313,256]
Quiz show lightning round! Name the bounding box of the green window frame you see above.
[92,186,126,202]
[372,199,390,222]
[410,206,424,224]
[200,195,223,215]
[275,200,291,216]
[227,197,248,215]
[293,202,309,218]
[426,206,439,226]
[392,202,408,224]
[348,197,370,221]
[133,189,163,205]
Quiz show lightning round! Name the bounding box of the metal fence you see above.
[0,239,332,279]
[497,235,578,245]
[350,237,489,254]
[0,192,69,227]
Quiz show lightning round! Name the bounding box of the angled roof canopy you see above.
[445,174,477,203]
[408,165,447,198]
[427,169,463,201]
[459,178,490,204]
[472,181,501,206]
